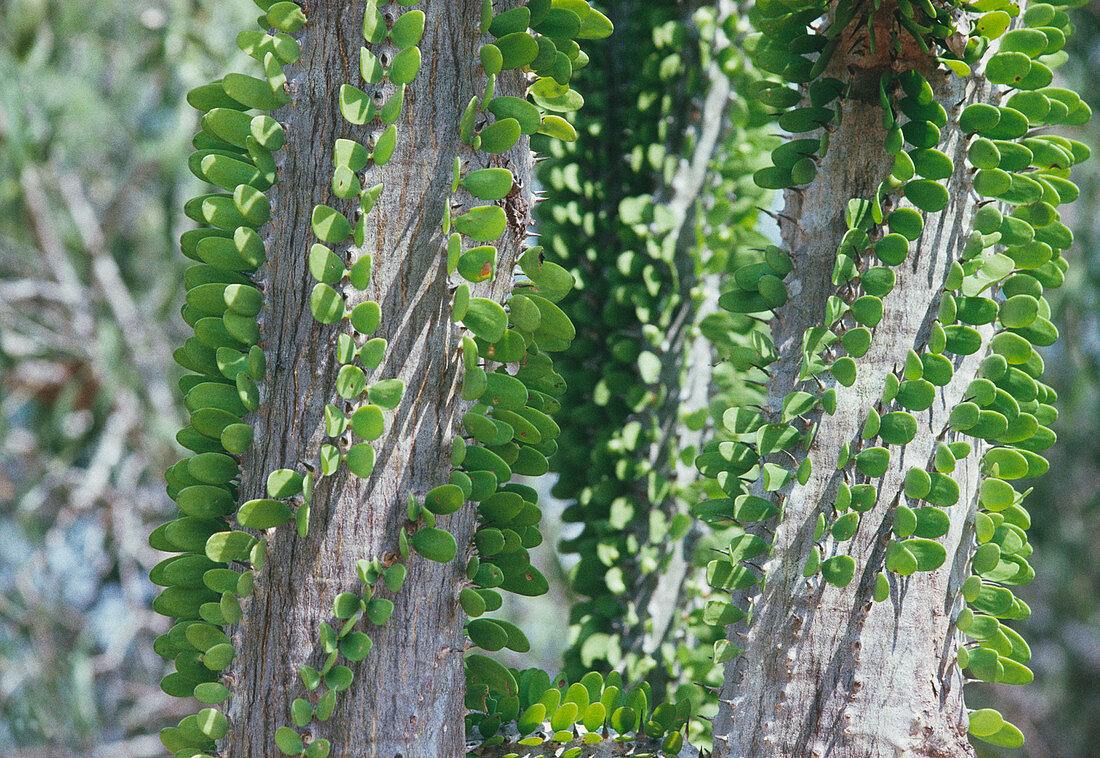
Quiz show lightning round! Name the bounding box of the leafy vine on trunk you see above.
[148,0,1089,756]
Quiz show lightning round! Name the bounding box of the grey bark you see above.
[224,2,532,756]
[712,49,990,758]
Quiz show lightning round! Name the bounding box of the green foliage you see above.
[536,3,773,723]
[0,0,262,751]
[94,0,1094,754]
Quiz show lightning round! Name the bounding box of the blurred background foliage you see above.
[0,0,1097,756]
[0,1,255,754]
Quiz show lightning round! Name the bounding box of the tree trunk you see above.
[225,3,532,755]
[712,35,986,758]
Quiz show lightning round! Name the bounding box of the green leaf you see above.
[976,721,1025,748]
[368,379,405,409]
[479,118,522,154]
[340,631,373,661]
[840,327,872,359]
[267,469,303,499]
[466,653,518,696]
[913,507,950,539]
[325,665,354,691]
[187,452,239,485]
[373,124,397,165]
[384,564,407,593]
[467,618,509,651]
[578,8,614,38]
[856,447,891,477]
[461,298,508,342]
[885,541,918,575]
[202,107,253,148]
[896,379,935,411]
[267,2,307,33]
[346,443,376,477]
[291,698,313,727]
[462,168,514,200]
[878,412,917,445]
[275,726,303,755]
[460,586,487,617]
[411,527,458,562]
[831,512,860,541]
[366,597,394,625]
[223,72,284,111]
[496,32,539,69]
[335,365,366,399]
[312,205,350,244]
[482,372,528,411]
[901,538,946,571]
[389,46,422,85]
[350,301,381,335]
[237,499,292,529]
[480,44,503,76]
[425,484,465,515]
[389,9,425,48]
[517,703,547,735]
[820,555,856,587]
[991,332,1033,364]
[487,97,541,134]
[350,405,384,440]
[194,682,231,704]
[903,179,949,213]
[453,206,507,242]
[874,233,909,265]
[850,295,883,327]
[458,246,497,283]
[831,357,857,386]
[529,78,584,112]
[538,115,577,142]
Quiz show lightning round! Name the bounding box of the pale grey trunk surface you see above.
[225,2,532,756]
[712,61,989,758]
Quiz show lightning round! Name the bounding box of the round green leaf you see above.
[389,45,422,85]
[462,168,514,200]
[350,405,384,440]
[479,118,522,154]
[368,379,405,409]
[237,499,292,529]
[832,356,857,386]
[855,446,891,477]
[346,443,376,477]
[411,527,458,562]
[904,179,949,213]
[879,412,917,445]
[874,233,909,265]
[350,301,381,334]
[885,208,923,241]
[425,484,465,515]
[389,9,425,48]
[851,295,883,327]
[820,555,856,587]
[312,205,351,244]
[453,206,507,242]
[267,2,307,33]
